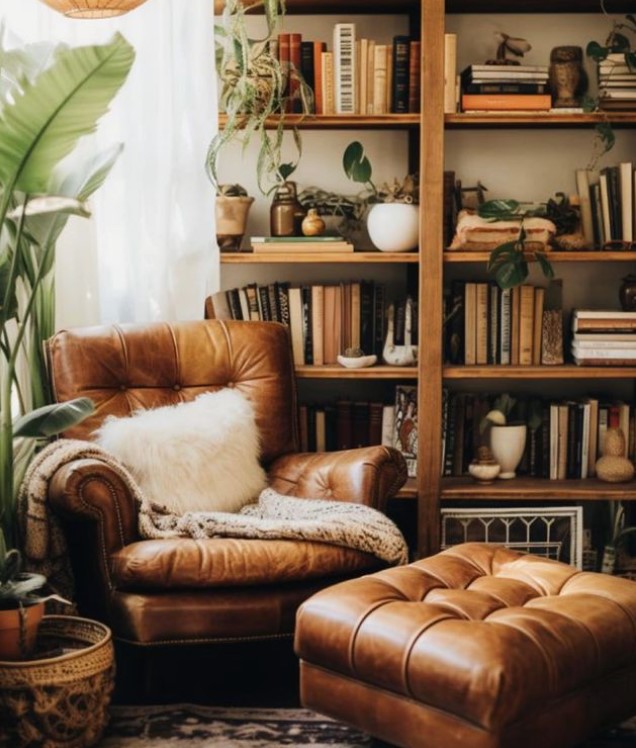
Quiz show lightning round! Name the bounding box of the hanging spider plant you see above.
[207,0,313,195]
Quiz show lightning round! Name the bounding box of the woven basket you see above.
[0,615,115,748]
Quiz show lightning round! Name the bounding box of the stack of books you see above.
[460,63,551,112]
[598,53,636,110]
[575,162,634,249]
[572,310,636,365]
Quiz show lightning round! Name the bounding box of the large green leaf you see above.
[0,33,134,195]
[13,397,95,438]
[343,141,372,185]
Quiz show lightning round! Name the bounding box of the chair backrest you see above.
[47,319,299,464]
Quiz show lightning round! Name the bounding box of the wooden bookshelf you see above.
[444,251,636,263]
[447,112,636,127]
[215,0,419,13]
[296,365,418,379]
[218,114,420,130]
[442,477,636,501]
[221,251,419,264]
[443,365,636,380]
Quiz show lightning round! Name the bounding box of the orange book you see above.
[532,287,545,365]
[313,41,326,115]
[323,285,342,364]
[511,286,520,365]
[289,33,302,113]
[461,93,552,111]
[321,51,335,115]
[518,284,535,365]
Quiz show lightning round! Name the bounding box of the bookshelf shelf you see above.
[446,0,635,13]
[221,251,419,264]
[441,477,636,501]
[443,365,636,379]
[396,478,417,499]
[296,365,418,379]
[214,0,419,14]
[218,114,420,131]
[443,251,636,263]
[446,113,636,127]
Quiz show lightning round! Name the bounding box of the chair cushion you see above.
[94,389,266,514]
[110,537,384,590]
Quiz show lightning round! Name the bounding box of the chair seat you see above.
[111,537,383,590]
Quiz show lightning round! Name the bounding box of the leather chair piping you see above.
[115,632,294,647]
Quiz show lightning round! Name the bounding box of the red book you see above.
[408,40,421,113]
[313,41,327,115]
[278,33,290,112]
[289,33,302,113]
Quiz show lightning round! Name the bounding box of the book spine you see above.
[499,287,512,365]
[366,40,375,114]
[336,399,353,450]
[350,281,361,350]
[289,33,302,113]
[373,283,386,358]
[488,283,499,365]
[360,280,374,355]
[258,285,271,321]
[391,35,410,113]
[228,288,243,320]
[352,401,370,448]
[462,82,549,94]
[518,284,535,366]
[277,282,290,327]
[368,401,384,445]
[475,282,489,365]
[510,286,521,365]
[373,44,388,115]
[599,170,612,243]
[321,51,335,115]
[443,170,457,249]
[358,37,368,115]
[288,287,305,366]
[532,287,545,365]
[381,404,395,448]
[443,33,457,114]
[333,23,356,114]
[461,93,552,111]
[313,41,326,115]
[575,169,595,248]
[315,408,326,452]
[267,283,280,322]
[408,40,421,113]
[301,285,313,365]
[620,161,633,241]
[300,41,315,113]
[464,282,477,365]
[311,285,325,366]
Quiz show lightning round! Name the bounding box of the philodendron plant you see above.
[0,31,134,553]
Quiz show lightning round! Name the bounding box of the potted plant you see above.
[476,193,581,289]
[0,32,133,657]
[480,394,527,480]
[342,140,419,252]
[207,0,313,196]
[216,183,255,251]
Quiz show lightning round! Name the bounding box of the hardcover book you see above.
[393,385,418,478]
[334,23,356,114]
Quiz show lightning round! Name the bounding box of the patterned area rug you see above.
[99,706,636,747]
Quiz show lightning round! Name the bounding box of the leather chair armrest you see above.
[48,458,140,622]
[267,446,407,512]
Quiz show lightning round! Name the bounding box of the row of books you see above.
[274,27,421,115]
[459,62,551,113]
[207,282,417,366]
[575,163,636,248]
[572,309,636,366]
[598,53,636,110]
[444,281,557,366]
[300,386,418,478]
[441,390,635,480]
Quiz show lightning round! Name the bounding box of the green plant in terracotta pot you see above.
[0,31,133,657]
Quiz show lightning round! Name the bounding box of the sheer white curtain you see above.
[0,0,218,325]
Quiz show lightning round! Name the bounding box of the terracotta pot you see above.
[0,601,45,660]
[215,195,254,252]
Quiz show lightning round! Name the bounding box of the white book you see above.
[572,346,636,358]
[466,72,549,82]
[598,407,609,456]
[574,332,636,341]
[381,405,395,447]
[549,403,559,480]
[573,338,636,348]
[444,33,457,114]
[334,23,356,114]
[574,309,636,319]
[468,63,549,73]
[580,402,591,479]
[238,287,250,320]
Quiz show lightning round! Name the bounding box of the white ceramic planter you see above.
[366,203,419,252]
[490,424,527,480]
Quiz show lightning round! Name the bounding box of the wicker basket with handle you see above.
[0,615,115,748]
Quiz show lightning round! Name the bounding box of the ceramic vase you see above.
[490,424,527,479]
[215,195,254,252]
[366,203,419,252]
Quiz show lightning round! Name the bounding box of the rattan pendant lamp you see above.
[38,0,150,18]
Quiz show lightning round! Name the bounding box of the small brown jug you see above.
[270,181,306,237]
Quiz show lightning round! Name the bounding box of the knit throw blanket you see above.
[18,439,408,601]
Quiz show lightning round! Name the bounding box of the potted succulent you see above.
[0,32,133,657]
[207,0,313,196]
[216,183,255,251]
[342,140,419,252]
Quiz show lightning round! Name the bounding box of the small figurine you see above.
[486,32,532,65]
[337,347,377,369]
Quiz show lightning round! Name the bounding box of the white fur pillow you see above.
[94,389,267,514]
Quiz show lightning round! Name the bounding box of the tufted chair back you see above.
[47,319,299,464]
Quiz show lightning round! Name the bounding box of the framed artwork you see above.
[440,505,584,569]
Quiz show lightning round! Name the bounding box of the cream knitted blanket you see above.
[18,439,408,601]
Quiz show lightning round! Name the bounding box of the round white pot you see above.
[366,203,419,252]
[490,424,527,480]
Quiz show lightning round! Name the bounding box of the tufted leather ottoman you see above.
[295,543,636,748]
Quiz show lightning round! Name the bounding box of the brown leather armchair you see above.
[45,320,407,658]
